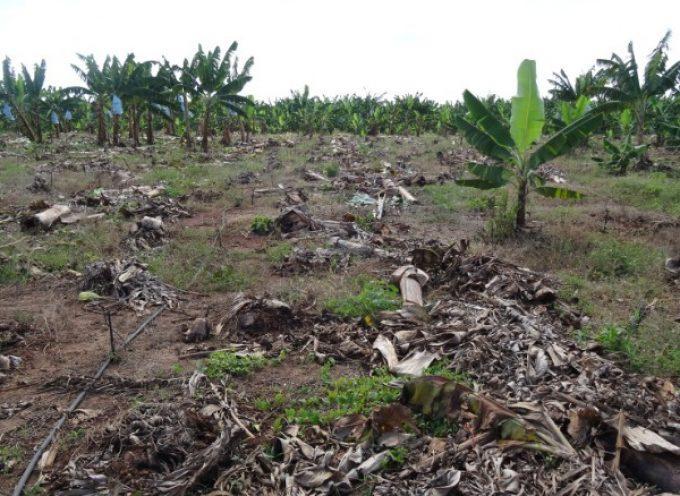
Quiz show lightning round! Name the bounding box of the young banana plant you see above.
[455,59,613,227]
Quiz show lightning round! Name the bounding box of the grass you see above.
[0,444,22,474]
[144,227,256,291]
[587,236,662,279]
[282,368,400,426]
[610,172,680,217]
[422,183,492,214]
[203,351,268,379]
[324,279,400,320]
[265,242,293,263]
[0,222,123,284]
[203,350,286,379]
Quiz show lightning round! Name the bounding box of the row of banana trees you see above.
[1,42,253,152]
[1,33,679,155]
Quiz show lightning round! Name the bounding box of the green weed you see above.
[251,215,274,235]
[587,237,661,279]
[266,242,293,263]
[611,172,680,216]
[204,351,267,379]
[283,369,399,426]
[324,280,400,320]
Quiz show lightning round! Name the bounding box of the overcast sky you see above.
[1,0,678,102]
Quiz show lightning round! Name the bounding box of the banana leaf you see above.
[467,162,513,186]
[453,116,513,163]
[455,178,503,190]
[528,104,618,169]
[534,186,583,199]
[462,90,513,148]
[510,60,545,154]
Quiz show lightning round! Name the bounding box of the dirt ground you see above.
[0,132,678,494]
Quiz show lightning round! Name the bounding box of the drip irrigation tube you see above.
[12,305,165,496]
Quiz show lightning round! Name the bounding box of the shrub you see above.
[251,215,274,235]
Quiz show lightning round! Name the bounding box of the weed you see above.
[0,445,22,473]
[204,351,267,379]
[353,213,374,232]
[483,190,516,243]
[384,446,409,468]
[597,324,639,365]
[611,172,680,216]
[266,242,292,263]
[283,369,399,426]
[251,215,274,235]
[466,193,496,212]
[423,359,468,383]
[208,265,250,291]
[324,280,400,320]
[323,162,340,178]
[587,237,661,279]
[255,392,287,411]
[170,363,184,375]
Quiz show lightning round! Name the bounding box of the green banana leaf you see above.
[453,116,513,163]
[455,178,504,190]
[462,90,514,148]
[534,186,583,199]
[510,60,545,154]
[528,110,605,169]
[467,162,513,186]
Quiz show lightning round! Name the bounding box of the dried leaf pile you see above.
[38,238,678,495]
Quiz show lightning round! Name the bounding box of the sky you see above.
[0,0,678,102]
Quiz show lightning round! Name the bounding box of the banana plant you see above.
[455,59,612,227]
[595,31,680,145]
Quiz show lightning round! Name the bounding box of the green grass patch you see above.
[283,369,400,426]
[251,215,273,235]
[144,227,256,292]
[611,172,680,216]
[0,444,23,474]
[422,183,491,213]
[265,242,293,263]
[587,237,662,279]
[324,280,400,320]
[204,351,268,379]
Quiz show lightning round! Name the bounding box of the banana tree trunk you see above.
[202,108,210,153]
[132,106,140,148]
[96,99,107,146]
[112,114,120,146]
[221,125,232,146]
[128,108,134,138]
[516,178,528,228]
[239,120,246,143]
[146,109,154,145]
[182,93,192,149]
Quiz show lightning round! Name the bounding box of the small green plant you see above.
[483,190,516,242]
[597,324,637,361]
[251,215,274,235]
[171,363,184,375]
[0,445,22,473]
[383,446,409,468]
[323,162,340,177]
[283,369,399,426]
[266,242,293,263]
[325,280,400,320]
[588,238,660,279]
[466,193,496,212]
[204,351,267,379]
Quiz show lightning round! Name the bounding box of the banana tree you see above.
[70,54,112,146]
[595,31,680,145]
[1,58,47,143]
[455,59,611,227]
[189,42,253,153]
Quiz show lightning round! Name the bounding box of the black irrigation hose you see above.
[12,305,165,496]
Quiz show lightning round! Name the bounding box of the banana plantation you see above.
[1,31,679,496]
